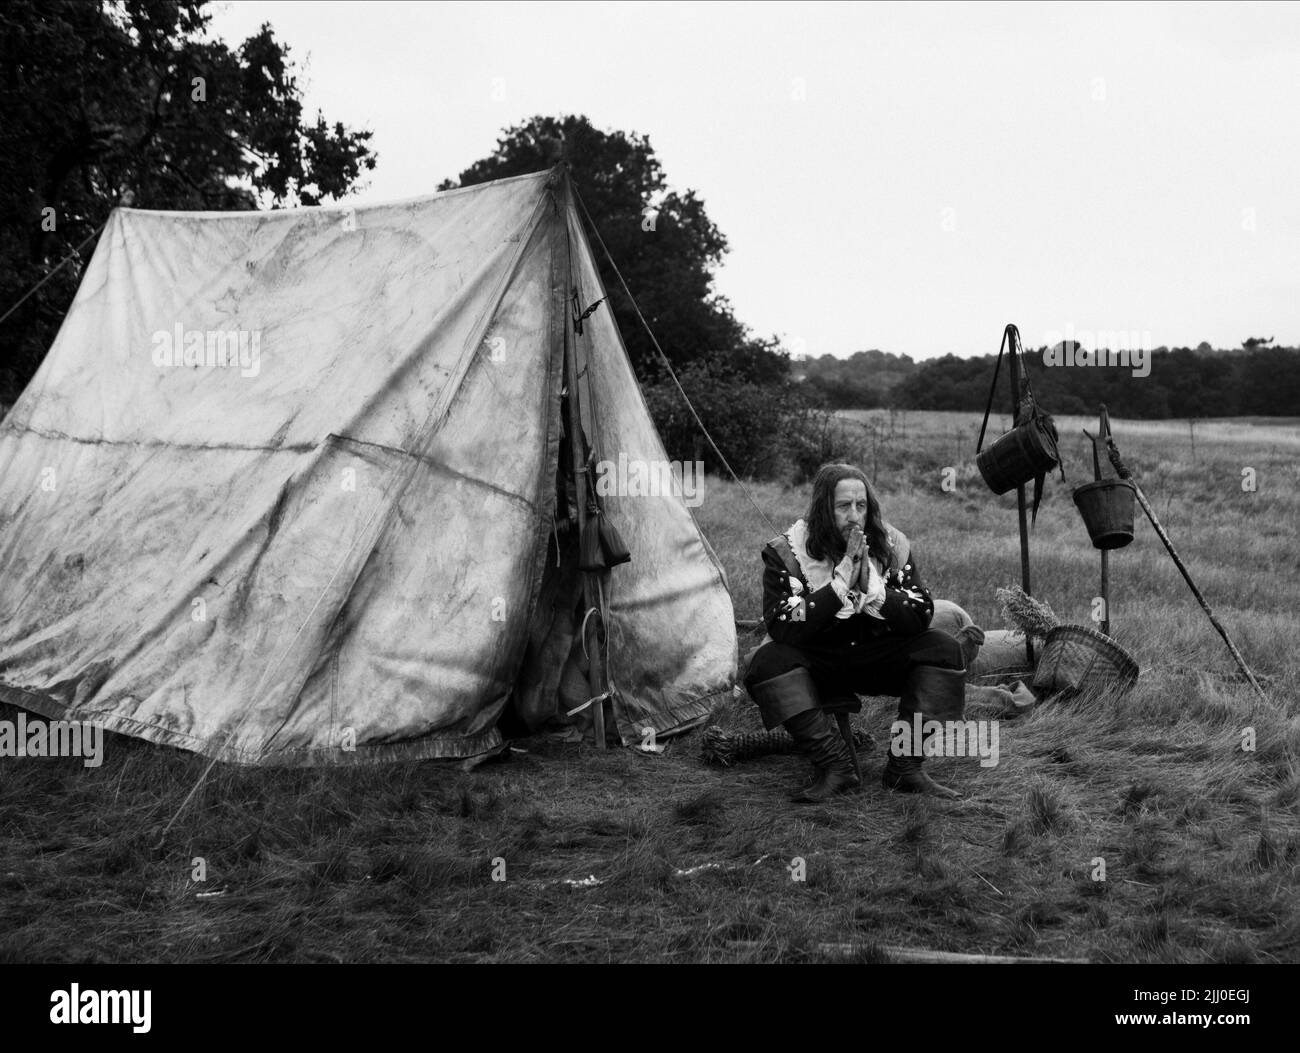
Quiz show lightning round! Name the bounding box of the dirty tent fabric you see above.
[0,168,737,763]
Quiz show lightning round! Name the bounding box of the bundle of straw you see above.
[995,584,1060,639]
[701,724,875,766]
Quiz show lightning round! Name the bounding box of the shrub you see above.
[642,361,802,478]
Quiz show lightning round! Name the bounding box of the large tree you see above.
[440,114,789,386]
[0,0,376,401]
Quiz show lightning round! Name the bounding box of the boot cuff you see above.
[903,663,967,722]
[746,667,821,730]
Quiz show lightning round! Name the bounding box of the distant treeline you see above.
[798,343,1300,418]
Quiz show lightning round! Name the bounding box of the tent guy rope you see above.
[0,219,109,329]
[571,186,781,539]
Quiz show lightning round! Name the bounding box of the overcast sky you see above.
[208,1,1300,361]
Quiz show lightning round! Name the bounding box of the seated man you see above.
[744,462,968,803]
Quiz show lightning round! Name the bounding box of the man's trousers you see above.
[744,628,964,729]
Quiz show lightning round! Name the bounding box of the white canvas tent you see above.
[0,167,736,764]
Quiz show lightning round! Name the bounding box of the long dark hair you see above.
[803,463,893,568]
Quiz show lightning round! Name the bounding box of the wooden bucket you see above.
[1072,479,1135,550]
[977,421,1059,495]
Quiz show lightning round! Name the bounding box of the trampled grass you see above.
[1,413,1297,963]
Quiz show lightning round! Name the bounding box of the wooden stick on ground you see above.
[730,941,1089,964]
[831,944,1089,964]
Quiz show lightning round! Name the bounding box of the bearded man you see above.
[743,462,968,802]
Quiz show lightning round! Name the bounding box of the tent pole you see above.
[557,176,608,749]
[1100,548,1110,636]
[566,364,608,749]
[1008,326,1034,664]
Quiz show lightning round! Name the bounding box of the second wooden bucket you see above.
[1072,479,1136,549]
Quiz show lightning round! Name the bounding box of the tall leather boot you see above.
[746,667,860,803]
[783,710,860,803]
[882,664,967,799]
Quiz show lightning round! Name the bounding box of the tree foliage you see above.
[440,114,789,386]
[0,0,376,401]
[890,343,1300,419]
[797,349,917,409]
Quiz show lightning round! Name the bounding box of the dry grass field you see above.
[1,412,1297,963]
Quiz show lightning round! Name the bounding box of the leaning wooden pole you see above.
[1105,438,1266,702]
[1007,326,1034,663]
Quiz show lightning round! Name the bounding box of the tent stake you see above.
[1106,437,1266,702]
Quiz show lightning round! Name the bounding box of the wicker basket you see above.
[1031,624,1139,694]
